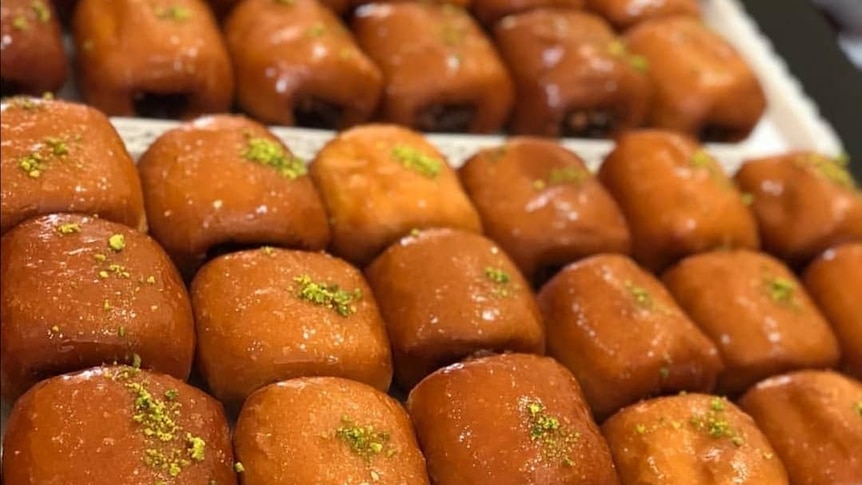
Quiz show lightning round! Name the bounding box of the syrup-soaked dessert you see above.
[585,0,700,30]
[459,137,631,284]
[625,16,766,142]
[662,249,841,395]
[309,124,482,266]
[735,152,862,266]
[471,0,584,28]
[597,130,759,272]
[803,244,862,379]
[352,3,514,133]
[233,377,430,485]
[137,115,330,278]
[191,248,393,410]
[0,97,146,235]
[72,0,233,118]
[538,254,723,421]
[407,353,620,485]
[493,10,651,138]
[739,370,862,485]
[1,365,236,484]
[602,394,789,485]
[0,214,195,402]
[0,0,67,96]
[225,0,382,129]
[365,228,544,389]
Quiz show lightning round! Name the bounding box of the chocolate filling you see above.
[699,124,743,143]
[563,108,617,138]
[132,92,191,119]
[416,104,476,133]
[294,97,343,129]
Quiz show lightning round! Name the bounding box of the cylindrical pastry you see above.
[538,254,723,421]
[191,248,393,410]
[0,0,67,96]
[585,0,700,30]
[803,244,862,378]
[407,353,620,485]
[234,377,430,485]
[2,366,236,484]
[353,3,514,133]
[625,16,766,141]
[310,124,482,266]
[739,370,862,485]
[735,152,862,266]
[225,0,382,129]
[137,115,331,278]
[0,97,146,235]
[471,0,584,28]
[602,393,789,485]
[662,249,841,395]
[494,10,651,138]
[597,130,760,272]
[459,138,631,284]
[72,0,233,118]
[0,214,195,402]
[365,228,544,389]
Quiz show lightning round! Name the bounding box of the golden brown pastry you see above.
[2,365,236,484]
[597,130,759,272]
[0,0,67,96]
[234,377,430,485]
[137,115,330,278]
[0,97,146,235]
[662,249,841,395]
[735,152,862,266]
[352,3,514,133]
[225,0,381,129]
[407,353,620,485]
[739,370,862,485]
[602,393,789,485]
[625,16,766,141]
[310,124,482,266]
[538,254,723,421]
[72,0,233,118]
[191,248,393,410]
[0,214,195,402]
[459,137,631,284]
[585,0,700,30]
[803,244,862,378]
[494,10,651,138]
[365,228,544,389]
[471,0,584,27]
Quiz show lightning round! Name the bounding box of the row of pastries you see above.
[1,96,860,483]
[2,0,766,141]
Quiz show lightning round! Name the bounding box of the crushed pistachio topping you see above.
[854,401,862,417]
[409,228,422,237]
[607,40,649,72]
[803,153,857,189]
[659,352,672,380]
[31,0,50,21]
[487,146,507,162]
[336,416,394,461]
[764,275,797,307]
[242,137,307,180]
[118,326,127,338]
[155,5,191,21]
[534,166,587,190]
[12,15,29,30]
[94,253,107,262]
[624,280,654,310]
[8,96,39,110]
[108,234,126,252]
[307,22,326,38]
[521,398,579,467]
[391,145,442,179]
[294,275,362,317]
[690,397,744,447]
[484,266,513,298]
[56,222,81,234]
[234,462,245,473]
[635,424,647,434]
[741,192,754,206]
[146,275,157,285]
[18,153,47,178]
[261,246,276,256]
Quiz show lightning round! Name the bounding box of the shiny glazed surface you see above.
[0,0,67,95]
[584,0,700,30]
[471,0,585,28]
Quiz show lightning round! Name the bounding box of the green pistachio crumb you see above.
[764,275,797,306]
[18,153,46,178]
[307,22,326,37]
[118,326,126,337]
[854,401,862,416]
[691,149,715,169]
[56,222,81,234]
[155,5,191,21]
[624,281,654,310]
[741,193,754,206]
[132,353,142,368]
[294,274,362,317]
[31,0,51,22]
[409,228,422,237]
[45,137,69,156]
[108,234,126,252]
[99,270,109,279]
[165,389,179,401]
[484,266,513,298]
[532,179,547,190]
[186,434,206,462]
[336,416,393,461]
[12,15,29,30]
[629,55,649,72]
[548,166,586,186]
[690,397,744,446]
[659,366,670,380]
[234,462,245,473]
[522,398,579,467]
[607,40,648,71]
[391,145,443,179]
[242,137,307,180]
[146,275,157,284]
[804,153,857,189]
[104,299,112,310]
[261,246,275,256]
[710,397,725,412]
[94,253,107,262]
[635,424,647,434]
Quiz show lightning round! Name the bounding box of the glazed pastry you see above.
[803,244,862,378]
[597,130,759,272]
[1,365,236,484]
[191,248,393,410]
[585,0,700,30]
[225,0,381,129]
[234,377,430,485]
[662,249,841,395]
[471,0,584,28]
[538,254,723,421]
[352,3,514,133]
[137,115,330,278]
[0,97,146,235]
[72,0,233,118]
[735,152,862,266]
[407,353,620,485]
[0,214,195,402]
[739,370,862,485]
[459,137,631,284]
[625,16,766,141]
[0,0,67,96]
[602,393,788,485]
[494,10,651,138]
[365,228,544,389]
[310,124,482,266]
